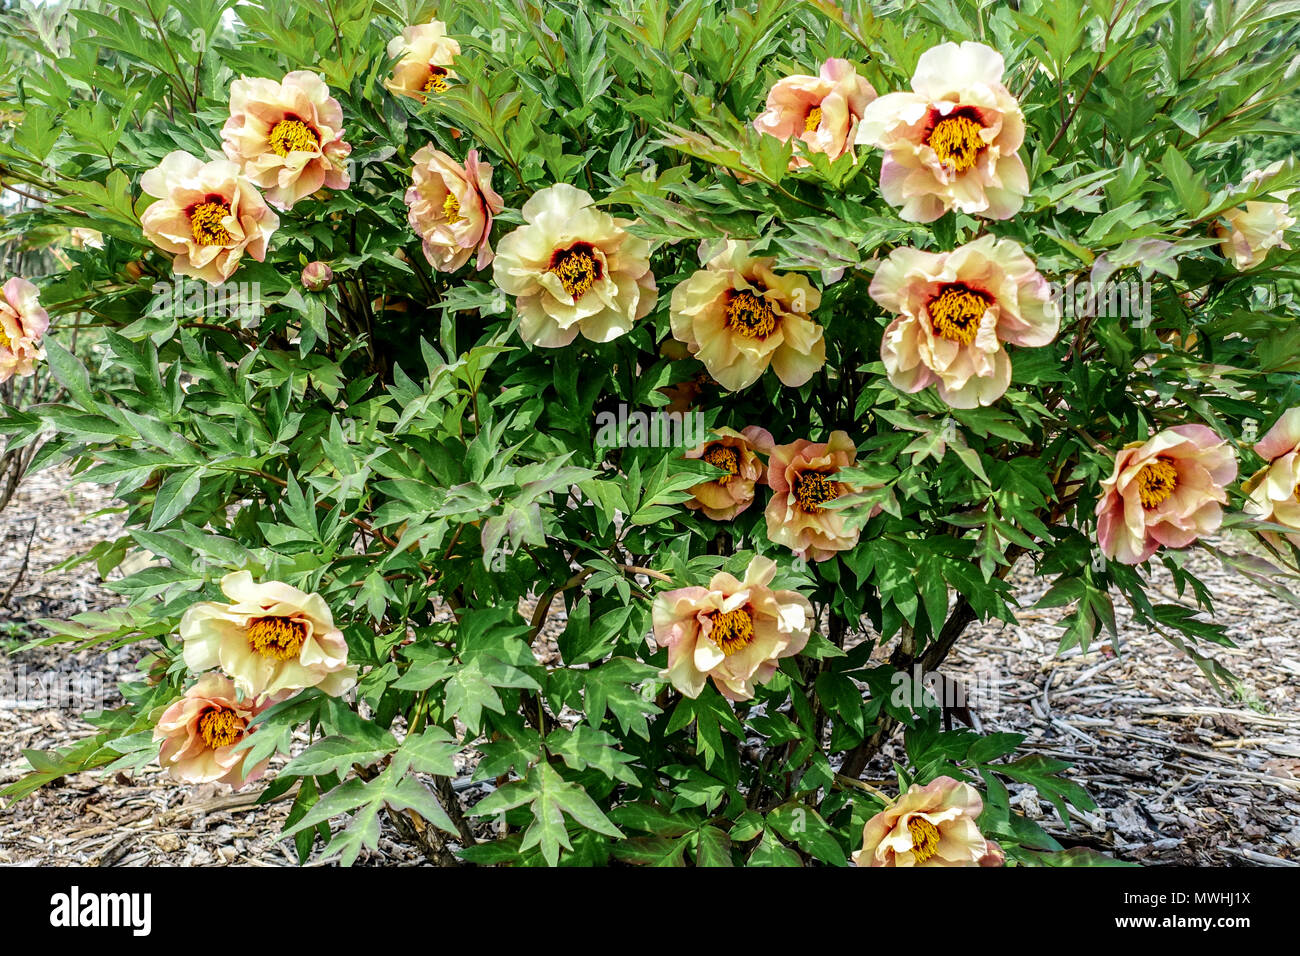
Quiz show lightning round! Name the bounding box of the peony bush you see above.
[0,0,1298,866]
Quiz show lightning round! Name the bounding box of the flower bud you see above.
[301,261,333,292]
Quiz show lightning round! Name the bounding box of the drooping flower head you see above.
[852,776,1004,867]
[753,58,877,168]
[765,430,871,562]
[181,571,357,699]
[493,183,657,347]
[405,147,504,272]
[651,555,812,701]
[669,240,825,392]
[1243,407,1300,546]
[153,673,272,787]
[1217,161,1295,270]
[0,277,50,384]
[1095,425,1237,565]
[855,41,1028,222]
[220,71,352,211]
[386,20,461,101]
[869,235,1059,409]
[684,425,774,521]
[140,151,280,286]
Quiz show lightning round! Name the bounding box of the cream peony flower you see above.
[855,41,1028,222]
[764,430,871,562]
[181,571,357,699]
[753,58,877,168]
[852,776,1004,867]
[651,555,812,701]
[405,147,504,272]
[0,277,50,384]
[1218,161,1295,270]
[669,240,825,392]
[1095,425,1237,565]
[868,235,1059,409]
[140,151,279,286]
[153,673,271,787]
[493,183,657,347]
[684,426,774,521]
[386,20,461,100]
[1243,407,1300,545]
[220,71,352,211]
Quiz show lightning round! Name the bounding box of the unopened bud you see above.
[301,261,333,292]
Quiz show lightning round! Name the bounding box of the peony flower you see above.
[386,20,461,101]
[868,235,1059,409]
[1095,424,1237,565]
[669,240,825,391]
[855,41,1028,222]
[0,277,50,384]
[405,147,504,272]
[1243,407,1300,545]
[492,183,657,347]
[765,430,870,562]
[153,673,271,787]
[684,426,774,521]
[852,776,1004,867]
[220,71,352,211]
[651,555,812,701]
[753,58,877,168]
[301,260,334,292]
[1217,161,1295,270]
[140,151,279,286]
[181,571,357,699]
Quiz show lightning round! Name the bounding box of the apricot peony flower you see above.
[493,183,657,347]
[154,673,271,787]
[684,426,774,521]
[765,431,870,562]
[386,20,461,100]
[1095,425,1237,565]
[1217,161,1295,270]
[0,277,50,384]
[140,151,279,286]
[1243,407,1300,545]
[405,147,504,272]
[869,235,1059,409]
[855,41,1028,222]
[181,571,357,699]
[852,776,1004,867]
[669,240,825,392]
[220,71,352,211]
[753,58,877,168]
[651,555,812,701]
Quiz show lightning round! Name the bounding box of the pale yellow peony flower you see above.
[855,41,1028,222]
[492,183,657,347]
[852,776,1004,867]
[1218,161,1295,270]
[753,58,877,169]
[684,426,774,521]
[181,571,357,699]
[405,147,504,272]
[140,151,280,286]
[1243,407,1300,546]
[764,430,870,562]
[868,235,1059,409]
[386,21,461,101]
[651,555,812,701]
[1095,425,1237,565]
[669,240,825,392]
[153,673,271,787]
[220,71,352,211]
[0,277,49,384]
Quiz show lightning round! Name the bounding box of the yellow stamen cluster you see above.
[1136,457,1179,509]
[550,246,600,299]
[702,443,741,485]
[724,289,777,339]
[907,817,941,863]
[197,707,244,749]
[189,200,233,247]
[442,192,463,224]
[794,470,839,513]
[928,114,985,173]
[268,117,319,158]
[804,106,823,134]
[709,607,755,657]
[928,285,989,345]
[424,67,449,95]
[246,615,307,661]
